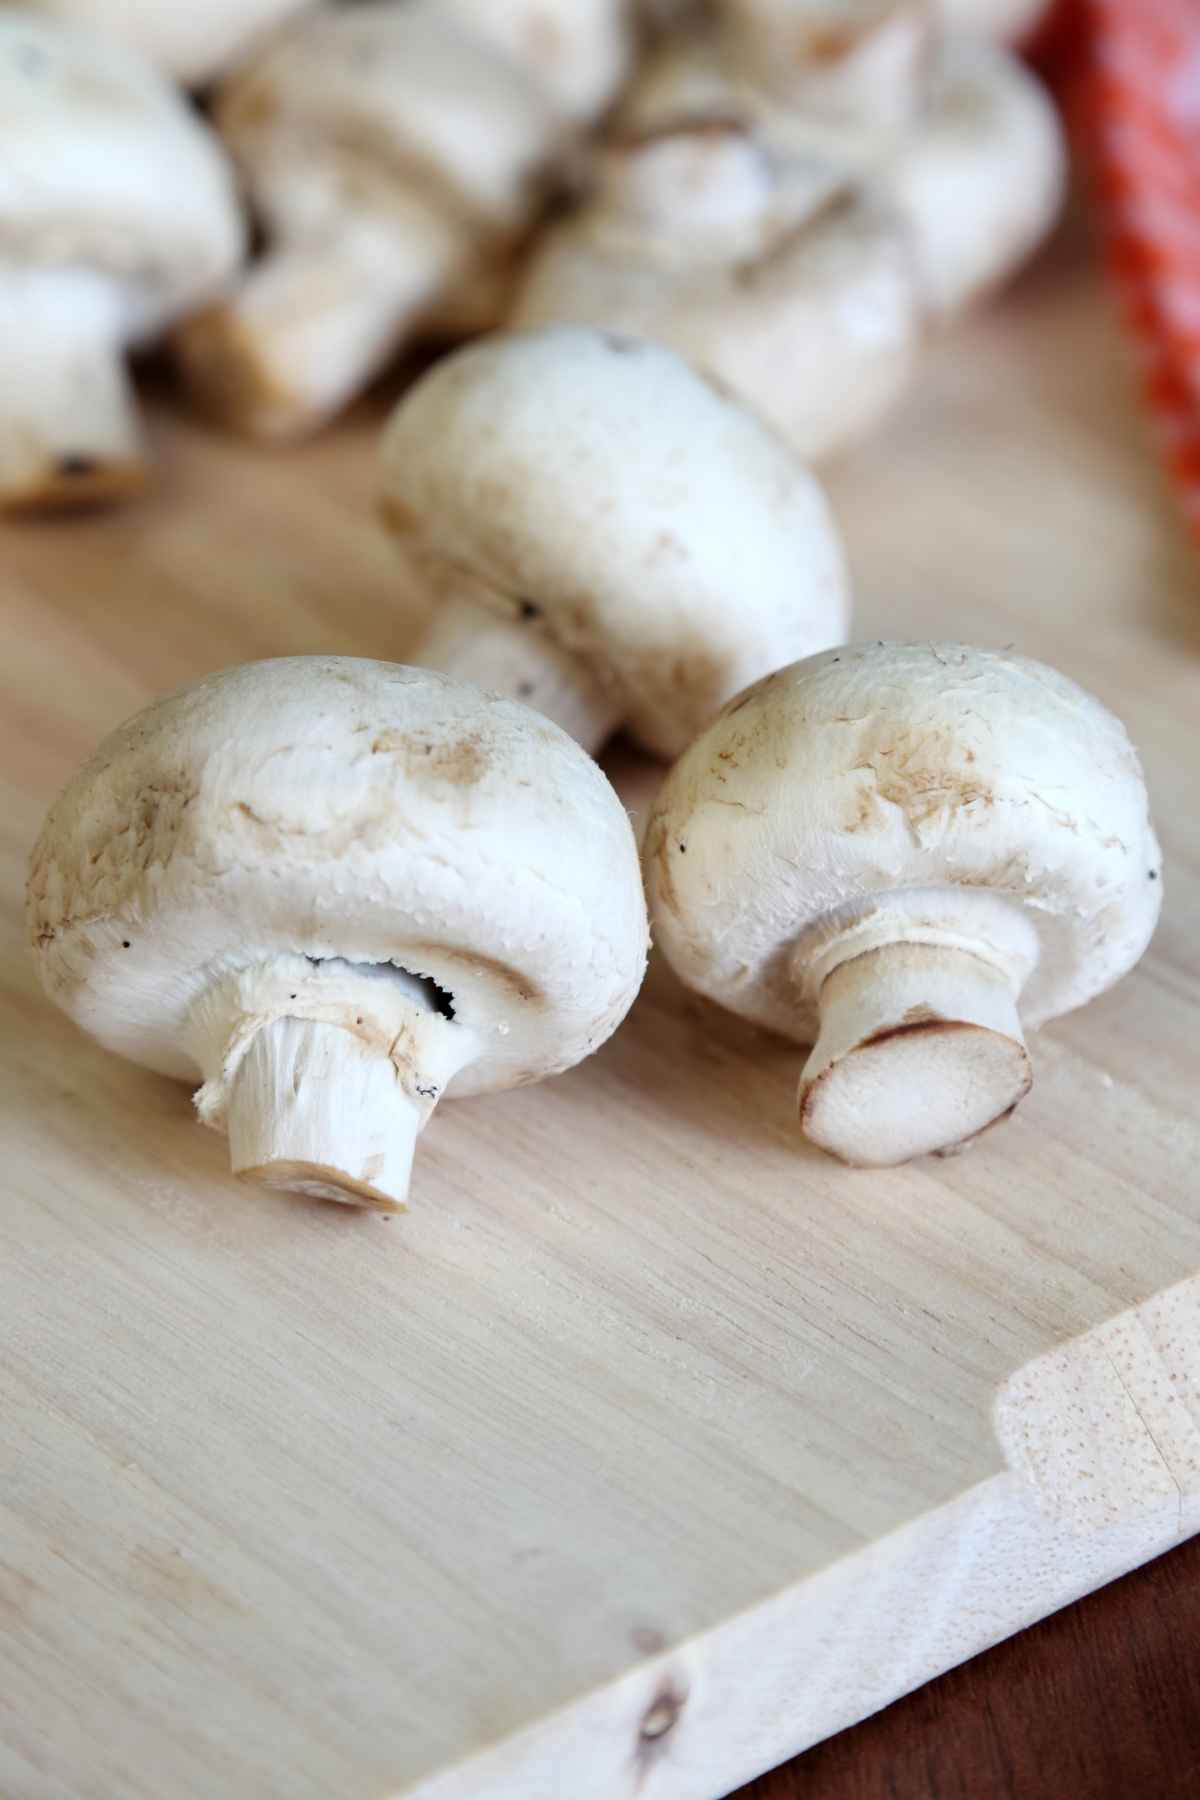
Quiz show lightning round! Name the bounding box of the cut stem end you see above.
[798,942,1031,1166]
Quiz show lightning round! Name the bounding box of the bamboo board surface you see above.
[2,216,1199,1800]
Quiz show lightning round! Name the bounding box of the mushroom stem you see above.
[190,957,477,1211]
[798,942,1033,1166]
[412,596,623,751]
[228,1017,426,1210]
[0,270,145,512]
[175,213,466,440]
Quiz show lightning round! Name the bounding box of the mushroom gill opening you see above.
[402,967,457,1021]
[302,955,457,1021]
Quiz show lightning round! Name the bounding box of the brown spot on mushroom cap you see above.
[28,774,198,961]
[843,751,996,835]
[875,769,995,820]
[844,786,877,833]
[371,730,488,787]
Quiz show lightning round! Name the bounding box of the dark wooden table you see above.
[736,1534,1200,1799]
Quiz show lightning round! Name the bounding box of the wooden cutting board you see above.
[2,214,1199,1800]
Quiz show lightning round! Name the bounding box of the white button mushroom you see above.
[0,11,245,511]
[173,1,572,441]
[377,325,851,759]
[18,0,314,88]
[509,130,920,463]
[643,643,1162,1166]
[875,36,1066,319]
[27,658,649,1212]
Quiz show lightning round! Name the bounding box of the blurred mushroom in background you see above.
[510,129,920,462]
[173,0,625,441]
[656,0,1066,312]
[0,10,245,511]
[510,0,1065,451]
[873,31,1065,319]
[14,0,316,87]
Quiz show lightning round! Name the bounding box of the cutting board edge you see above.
[400,1272,1200,1800]
[401,1474,1197,1800]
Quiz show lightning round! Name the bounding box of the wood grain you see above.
[738,1531,1200,1800]
[1,211,1199,1800]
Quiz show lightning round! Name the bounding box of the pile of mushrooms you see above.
[174,0,634,439]
[511,0,1065,454]
[0,0,1065,485]
[19,0,1167,1196]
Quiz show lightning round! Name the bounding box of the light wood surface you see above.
[2,214,1199,1800]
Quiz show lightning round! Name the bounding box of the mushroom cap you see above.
[510,172,919,464]
[0,12,245,327]
[20,0,311,87]
[379,325,851,759]
[215,1,562,243]
[440,0,632,124]
[643,642,1162,1040]
[876,37,1065,318]
[27,658,648,1099]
